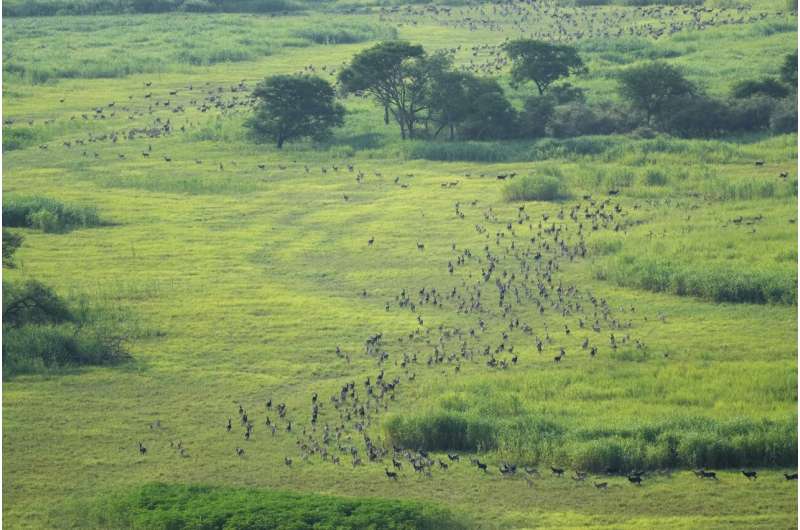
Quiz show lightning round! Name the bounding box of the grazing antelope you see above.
[627,475,642,485]
[385,468,398,480]
[235,447,245,457]
[741,470,757,480]
[784,472,798,480]
[594,482,608,489]
[551,467,564,477]
[138,442,147,456]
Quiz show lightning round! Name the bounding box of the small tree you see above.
[503,40,587,95]
[247,75,344,148]
[617,62,695,124]
[339,41,446,140]
[427,70,473,140]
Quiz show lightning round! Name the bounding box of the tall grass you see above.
[384,363,797,471]
[598,254,797,304]
[3,196,103,232]
[88,483,465,529]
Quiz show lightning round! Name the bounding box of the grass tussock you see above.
[88,483,465,529]
[504,174,571,202]
[3,196,103,233]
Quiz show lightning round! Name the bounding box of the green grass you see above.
[2,3,797,529]
[3,195,103,232]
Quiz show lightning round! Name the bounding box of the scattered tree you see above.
[503,40,587,95]
[247,75,344,148]
[339,42,446,140]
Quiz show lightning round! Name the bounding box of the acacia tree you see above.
[503,39,587,95]
[339,41,447,139]
[247,75,344,148]
[617,62,696,124]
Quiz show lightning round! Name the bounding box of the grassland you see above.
[2,1,798,528]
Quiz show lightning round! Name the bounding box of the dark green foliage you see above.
[518,96,556,138]
[727,97,778,132]
[503,174,571,201]
[90,483,464,529]
[658,95,731,138]
[247,75,344,148]
[770,98,798,133]
[2,127,40,151]
[779,50,797,87]
[2,230,24,268]
[548,101,626,138]
[457,78,518,141]
[3,196,102,233]
[503,39,587,95]
[732,78,790,99]
[617,62,696,122]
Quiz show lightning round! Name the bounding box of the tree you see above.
[247,75,344,148]
[458,78,518,140]
[780,50,797,88]
[617,62,696,124]
[339,42,446,140]
[503,40,587,95]
[732,78,789,99]
[2,229,23,268]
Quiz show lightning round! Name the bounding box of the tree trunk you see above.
[277,136,284,149]
[449,124,455,141]
[384,105,390,125]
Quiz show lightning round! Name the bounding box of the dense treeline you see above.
[248,40,798,147]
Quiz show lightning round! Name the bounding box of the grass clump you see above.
[384,412,496,451]
[3,195,103,233]
[292,22,397,45]
[503,174,571,202]
[88,483,465,529]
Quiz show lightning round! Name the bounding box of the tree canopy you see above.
[617,62,696,123]
[503,40,587,95]
[338,41,448,139]
[247,75,344,148]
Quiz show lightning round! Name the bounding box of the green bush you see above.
[89,483,465,529]
[503,174,571,202]
[3,196,102,233]
[2,280,130,378]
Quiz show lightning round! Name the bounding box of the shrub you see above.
[503,174,571,202]
[2,230,23,268]
[727,96,776,132]
[3,196,102,233]
[770,98,798,134]
[732,77,790,99]
[643,169,668,186]
[659,95,731,138]
[519,96,555,138]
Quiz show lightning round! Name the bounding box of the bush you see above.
[732,77,790,99]
[770,98,798,134]
[643,169,668,186]
[3,196,102,233]
[727,96,777,132]
[519,96,555,138]
[89,483,465,529]
[293,24,397,45]
[503,174,571,202]
[659,95,731,138]
[2,280,130,378]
